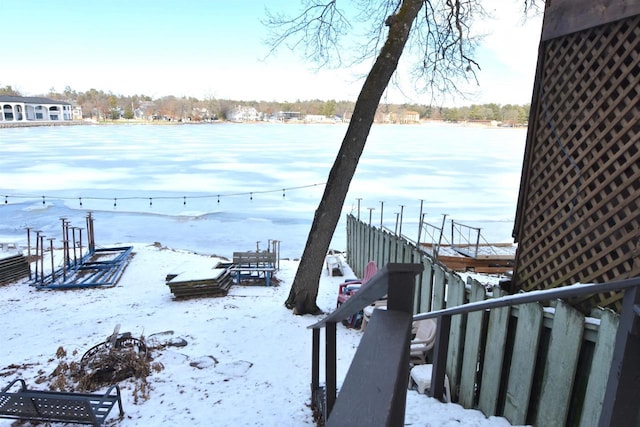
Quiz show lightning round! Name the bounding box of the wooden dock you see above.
[420,243,516,274]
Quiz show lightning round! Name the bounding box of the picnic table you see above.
[231,251,277,286]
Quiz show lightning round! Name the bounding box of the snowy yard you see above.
[0,243,521,426]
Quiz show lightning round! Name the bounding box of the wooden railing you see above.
[308,263,422,426]
[415,277,640,427]
[345,214,640,426]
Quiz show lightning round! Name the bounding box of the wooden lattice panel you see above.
[513,15,640,312]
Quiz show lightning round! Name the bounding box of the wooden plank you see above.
[376,229,384,266]
[446,272,466,402]
[431,265,446,311]
[503,303,544,425]
[478,288,510,417]
[459,279,486,407]
[534,302,584,427]
[578,310,619,427]
[327,310,412,427]
[356,220,364,276]
[541,0,640,41]
[418,257,433,313]
[371,229,379,266]
[402,243,413,264]
[363,221,370,263]
[389,238,397,264]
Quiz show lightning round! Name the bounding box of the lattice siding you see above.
[513,15,640,312]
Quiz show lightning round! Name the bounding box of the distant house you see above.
[229,105,261,122]
[402,111,420,123]
[276,111,301,122]
[0,95,74,123]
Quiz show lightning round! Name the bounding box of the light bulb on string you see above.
[79,197,83,207]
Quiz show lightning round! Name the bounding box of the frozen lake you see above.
[0,122,526,259]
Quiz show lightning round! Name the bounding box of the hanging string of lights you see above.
[2,182,326,206]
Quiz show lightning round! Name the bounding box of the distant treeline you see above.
[1,85,529,125]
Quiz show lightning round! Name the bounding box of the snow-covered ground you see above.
[0,243,523,426]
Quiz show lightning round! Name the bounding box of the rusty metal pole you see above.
[64,220,71,266]
[34,230,41,280]
[417,200,424,247]
[48,238,55,284]
[61,239,68,280]
[39,234,45,283]
[394,213,399,235]
[78,228,83,263]
[86,212,95,254]
[59,217,67,265]
[436,214,447,261]
[25,227,32,280]
[71,227,78,266]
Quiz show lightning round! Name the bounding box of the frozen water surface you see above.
[0,123,526,258]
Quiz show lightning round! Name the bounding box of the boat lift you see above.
[27,212,133,289]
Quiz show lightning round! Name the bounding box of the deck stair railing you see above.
[308,263,423,426]
[415,276,640,427]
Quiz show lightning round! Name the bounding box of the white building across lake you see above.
[0,95,74,123]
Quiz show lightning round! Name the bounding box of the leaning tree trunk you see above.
[285,0,424,314]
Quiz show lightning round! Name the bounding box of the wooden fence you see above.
[345,214,625,426]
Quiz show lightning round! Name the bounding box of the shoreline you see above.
[0,118,525,130]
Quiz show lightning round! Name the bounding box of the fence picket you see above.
[446,272,466,402]
[478,288,510,417]
[459,279,487,407]
[432,265,446,311]
[418,257,433,314]
[578,310,619,427]
[534,302,584,427]
[503,303,543,425]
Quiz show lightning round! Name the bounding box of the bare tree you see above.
[265,0,495,314]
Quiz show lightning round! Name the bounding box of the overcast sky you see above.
[3,0,543,105]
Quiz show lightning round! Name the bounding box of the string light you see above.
[0,182,325,206]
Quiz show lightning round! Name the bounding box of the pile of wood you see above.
[0,253,30,285]
[166,262,234,299]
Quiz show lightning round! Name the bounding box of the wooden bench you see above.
[0,378,124,426]
[232,251,277,286]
